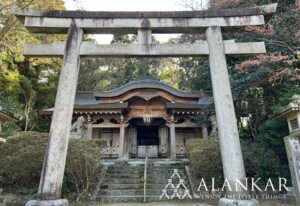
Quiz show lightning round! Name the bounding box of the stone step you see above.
[103,178,144,184]
[101,182,190,190]
[103,178,188,185]
[105,173,188,180]
[98,188,191,196]
[101,183,167,190]
[96,195,162,203]
[105,169,186,174]
[96,195,193,203]
[106,168,143,173]
[106,169,187,176]
[106,165,186,170]
[98,161,191,203]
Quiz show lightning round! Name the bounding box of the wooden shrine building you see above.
[43,76,211,159]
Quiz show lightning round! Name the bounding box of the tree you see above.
[0,0,65,132]
[225,0,300,139]
[178,0,211,10]
[77,34,163,91]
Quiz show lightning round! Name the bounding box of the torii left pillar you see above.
[26,21,83,206]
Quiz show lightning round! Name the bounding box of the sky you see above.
[63,0,190,43]
[64,0,187,11]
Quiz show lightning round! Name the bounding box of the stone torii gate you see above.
[14,4,277,206]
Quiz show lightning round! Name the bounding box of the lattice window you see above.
[290,118,299,131]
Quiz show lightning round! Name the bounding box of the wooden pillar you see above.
[167,122,176,159]
[124,127,130,158]
[31,21,83,205]
[86,123,93,139]
[119,123,126,158]
[129,127,137,156]
[205,26,248,197]
[159,126,168,156]
[202,124,208,139]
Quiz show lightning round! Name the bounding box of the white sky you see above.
[64,0,187,11]
[63,0,189,44]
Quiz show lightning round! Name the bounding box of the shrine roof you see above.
[74,92,98,105]
[74,103,128,109]
[93,76,206,99]
[41,103,128,115]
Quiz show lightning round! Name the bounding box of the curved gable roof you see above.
[94,76,202,98]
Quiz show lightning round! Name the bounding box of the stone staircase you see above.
[97,160,192,203]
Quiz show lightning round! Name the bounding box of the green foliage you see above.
[77,33,212,93]
[0,132,104,199]
[218,0,300,141]
[186,139,223,189]
[257,91,298,181]
[258,119,291,180]
[191,106,215,126]
[66,139,104,201]
[186,138,286,189]
[0,132,48,190]
[242,140,284,186]
[0,0,65,132]
[111,34,136,44]
[259,120,289,152]
[0,92,23,118]
[0,92,22,138]
[1,121,21,138]
[271,87,300,112]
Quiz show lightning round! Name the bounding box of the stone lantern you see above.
[273,94,300,205]
[278,95,300,134]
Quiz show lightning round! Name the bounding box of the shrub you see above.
[66,139,104,201]
[186,138,284,190]
[242,140,283,188]
[0,131,48,190]
[0,131,104,201]
[258,119,291,181]
[186,138,223,189]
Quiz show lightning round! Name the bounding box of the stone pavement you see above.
[96,203,213,206]
[93,200,215,206]
[92,199,294,206]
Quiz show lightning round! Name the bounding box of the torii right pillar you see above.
[206,26,259,206]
